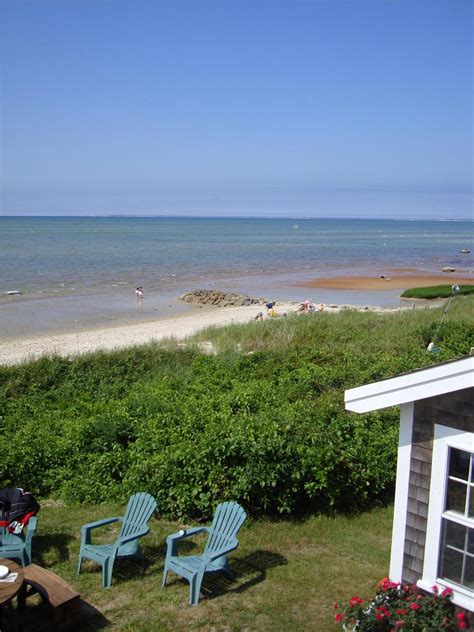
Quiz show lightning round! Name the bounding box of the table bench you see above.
[18,564,80,627]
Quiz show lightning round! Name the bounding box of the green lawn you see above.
[16,501,392,631]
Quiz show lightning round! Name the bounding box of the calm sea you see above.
[1,217,472,293]
[0,217,472,337]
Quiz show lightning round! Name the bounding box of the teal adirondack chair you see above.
[162,501,246,605]
[77,492,157,588]
[0,517,38,566]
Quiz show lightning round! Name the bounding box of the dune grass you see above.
[15,501,392,631]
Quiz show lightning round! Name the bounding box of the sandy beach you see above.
[0,298,406,366]
[2,268,471,366]
[0,302,283,366]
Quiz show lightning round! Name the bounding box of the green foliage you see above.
[401,285,474,299]
[420,320,474,357]
[0,298,472,519]
[334,579,469,630]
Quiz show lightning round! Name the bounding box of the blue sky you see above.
[1,0,472,219]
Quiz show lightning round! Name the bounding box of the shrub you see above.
[334,578,470,631]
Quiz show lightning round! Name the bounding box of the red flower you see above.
[410,602,421,611]
[378,576,399,591]
[394,621,406,627]
[349,596,363,608]
[335,613,343,623]
[334,602,339,610]
[458,622,467,630]
[395,609,407,615]
[431,584,439,593]
[375,613,385,620]
[441,587,453,597]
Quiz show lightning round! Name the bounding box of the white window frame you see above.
[417,423,474,612]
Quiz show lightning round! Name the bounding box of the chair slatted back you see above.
[204,502,246,555]
[119,492,157,539]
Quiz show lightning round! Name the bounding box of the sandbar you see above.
[294,272,474,291]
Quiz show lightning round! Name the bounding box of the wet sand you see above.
[294,272,474,291]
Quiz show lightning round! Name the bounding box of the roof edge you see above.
[345,356,474,414]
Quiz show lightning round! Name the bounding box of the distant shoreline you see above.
[2,215,472,221]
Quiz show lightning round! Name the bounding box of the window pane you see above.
[470,487,474,519]
[439,546,464,584]
[446,479,468,514]
[444,520,467,551]
[468,528,474,556]
[465,555,474,590]
[449,448,470,481]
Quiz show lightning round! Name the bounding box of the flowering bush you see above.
[334,578,470,631]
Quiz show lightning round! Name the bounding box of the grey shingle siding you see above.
[401,387,474,584]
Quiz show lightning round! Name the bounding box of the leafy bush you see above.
[419,320,474,357]
[0,299,472,519]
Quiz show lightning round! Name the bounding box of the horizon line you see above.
[0,214,472,222]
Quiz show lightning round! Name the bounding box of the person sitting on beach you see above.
[296,299,315,314]
[255,311,264,321]
[265,300,276,314]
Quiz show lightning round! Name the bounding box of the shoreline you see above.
[1,267,471,366]
[0,302,288,366]
[0,299,420,367]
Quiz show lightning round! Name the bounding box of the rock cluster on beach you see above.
[179,290,266,307]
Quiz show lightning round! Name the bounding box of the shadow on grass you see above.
[34,533,75,565]
[78,542,168,587]
[9,597,109,632]
[199,549,288,602]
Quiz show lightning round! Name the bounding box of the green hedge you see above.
[0,300,472,519]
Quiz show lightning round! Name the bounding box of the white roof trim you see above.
[345,356,474,413]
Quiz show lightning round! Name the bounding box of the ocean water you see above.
[0,216,472,337]
[1,216,473,292]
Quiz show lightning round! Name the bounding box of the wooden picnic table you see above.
[0,558,24,606]
[0,558,24,629]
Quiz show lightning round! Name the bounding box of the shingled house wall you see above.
[402,386,474,583]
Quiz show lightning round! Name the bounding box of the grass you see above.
[13,501,392,631]
[400,285,474,299]
[190,294,473,355]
